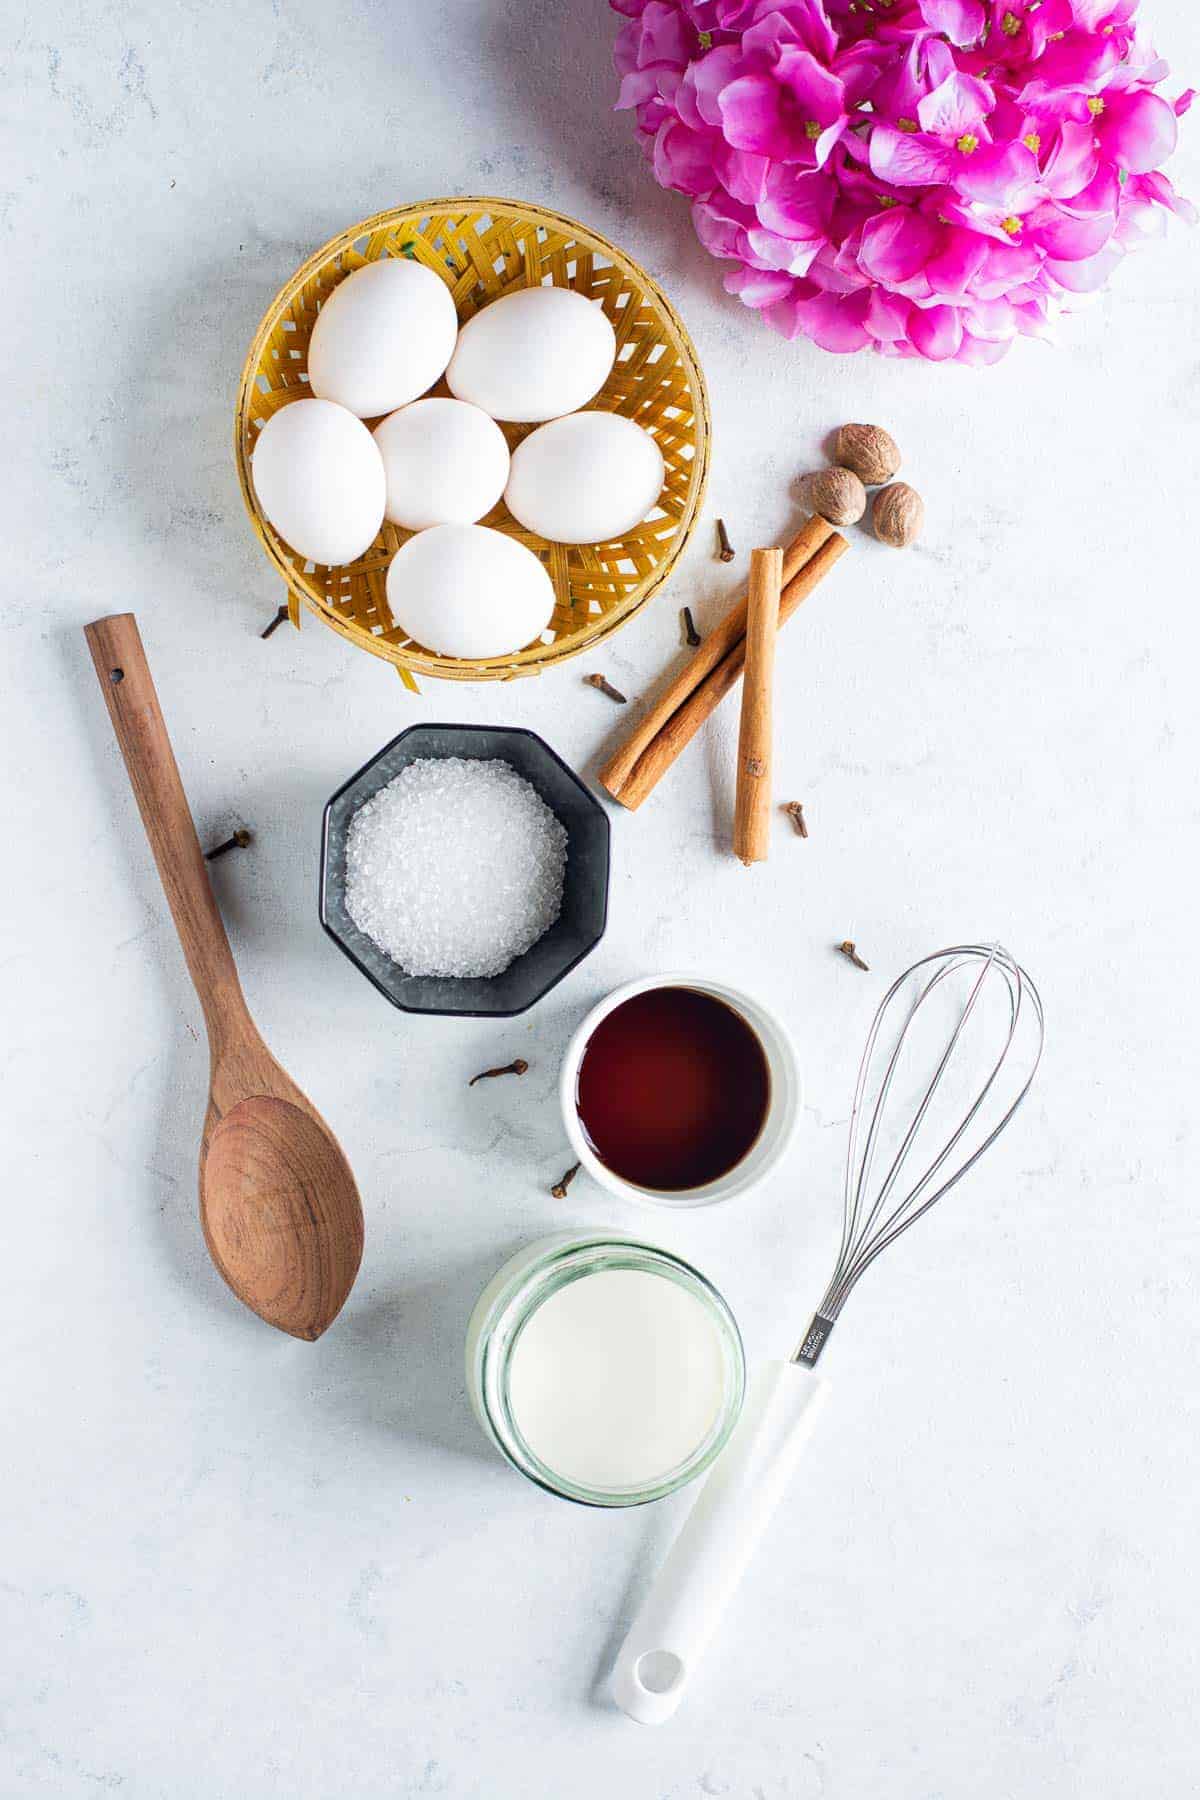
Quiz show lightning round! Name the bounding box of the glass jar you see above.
[466,1231,745,1508]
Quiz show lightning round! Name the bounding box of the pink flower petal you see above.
[956,330,1012,365]
[633,95,673,136]
[746,226,824,273]
[1021,32,1120,97]
[1098,90,1178,175]
[813,119,847,168]
[908,302,964,360]
[653,119,721,196]
[791,287,873,351]
[1176,89,1196,118]
[1060,162,1119,216]
[1044,244,1125,291]
[871,34,956,124]
[715,140,773,202]
[971,238,1043,297]
[790,0,839,63]
[808,240,871,292]
[1026,199,1115,260]
[742,3,838,65]
[858,207,940,283]
[833,40,892,108]
[830,144,902,209]
[761,282,819,340]
[1011,300,1053,341]
[613,18,641,78]
[1114,195,1166,246]
[775,46,846,126]
[918,0,985,47]
[691,194,755,259]
[869,123,955,188]
[1040,120,1099,200]
[933,194,1029,245]
[685,46,746,127]
[636,2,696,69]
[1129,170,1198,225]
[719,71,793,155]
[953,140,1040,208]
[961,295,1018,340]
[925,227,989,297]
[615,68,662,110]
[1105,37,1170,96]
[719,49,845,162]
[863,288,913,343]
[724,263,801,305]
[756,163,834,239]
[917,71,995,139]
[1069,0,1137,28]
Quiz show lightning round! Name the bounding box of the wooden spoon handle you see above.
[85,613,249,1051]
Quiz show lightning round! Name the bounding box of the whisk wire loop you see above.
[795,945,1043,1365]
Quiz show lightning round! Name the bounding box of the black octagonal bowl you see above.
[320,724,610,1017]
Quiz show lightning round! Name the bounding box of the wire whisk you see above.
[795,943,1044,1367]
[614,942,1045,1724]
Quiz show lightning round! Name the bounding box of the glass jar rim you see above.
[469,1233,745,1508]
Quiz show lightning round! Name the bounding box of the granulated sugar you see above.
[345,757,568,978]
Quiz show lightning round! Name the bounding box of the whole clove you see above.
[260,603,289,640]
[716,517,736,562]
[205,828,253,860]
[550,1161,581,1199]
[585,673,627,705]
[783,801,809,838]
[681,606,701,647]
[468,1058,529,1087]
[837,940,869,971]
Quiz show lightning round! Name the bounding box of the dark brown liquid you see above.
[575,986,771,1191]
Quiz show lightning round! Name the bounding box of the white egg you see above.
[372,398,510,530]
[504,411,665,545]
[386,524,555,659]
[251,398,386,566]
[446,287,616,423]
[307,259,458,418]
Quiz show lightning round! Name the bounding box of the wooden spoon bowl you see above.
[202,1096,361,1340]
[86,614,363,1340]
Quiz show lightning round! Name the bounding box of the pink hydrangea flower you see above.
[610,0,1192,363]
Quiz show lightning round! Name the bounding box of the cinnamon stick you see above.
[600,515,833,803]
[600,525,848,811]
[734,548,781,865]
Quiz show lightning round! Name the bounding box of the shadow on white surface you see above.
[312,1245,528,1465]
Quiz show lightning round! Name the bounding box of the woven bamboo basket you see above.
[235,197,711,690]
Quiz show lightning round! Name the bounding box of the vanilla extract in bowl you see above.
[574,985,772,1193]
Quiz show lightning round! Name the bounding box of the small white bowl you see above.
[559,974,801,1208]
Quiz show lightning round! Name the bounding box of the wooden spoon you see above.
[85,613,363,1340]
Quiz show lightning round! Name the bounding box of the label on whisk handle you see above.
[795,1313,836,1366]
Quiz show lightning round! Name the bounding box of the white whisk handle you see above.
[611,1360,830,1725]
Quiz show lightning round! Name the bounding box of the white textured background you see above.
[4,2,1199,1795]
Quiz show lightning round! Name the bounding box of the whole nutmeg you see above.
[872,482,924,548]
[834,422,901,486]
[807,465,867,526]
